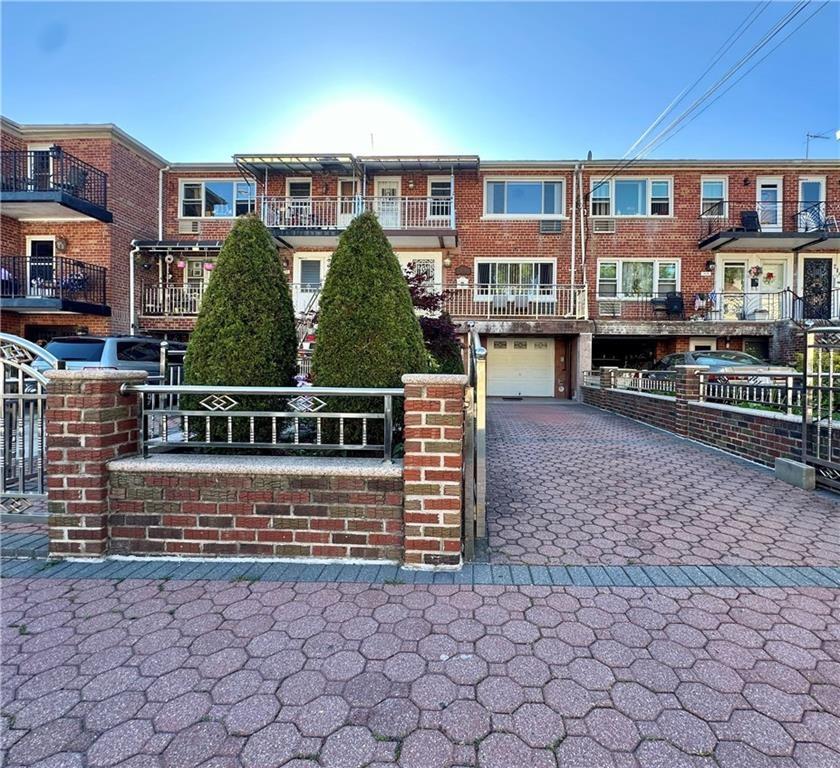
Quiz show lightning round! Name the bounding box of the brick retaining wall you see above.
[107,457,403,560]
[582,366,801,467]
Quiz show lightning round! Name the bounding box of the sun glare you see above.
[273,94,451,155]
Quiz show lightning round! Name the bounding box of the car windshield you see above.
[45,339,106,362]
[693,351,764,367]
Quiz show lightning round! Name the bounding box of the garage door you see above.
[487,337,555,397]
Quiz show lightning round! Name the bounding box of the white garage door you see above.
[488,337,555,397]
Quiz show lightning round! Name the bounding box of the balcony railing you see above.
[440,284,588,319]
[1,254,107,307]
[699,199,840,241]
[259,195,455,230]
[1,148,109,211]
[594,290,796,322]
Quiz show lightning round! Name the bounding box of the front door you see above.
[337,179,359,227]
[27,239,55,296]
[720,262,746,319]
[375,179,401,228]
[802,257,834,320]
[757,177,782,231]
[799,178,825,231]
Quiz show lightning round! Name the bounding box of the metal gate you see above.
[1,333,59,515]
[463,322,487,560]
[803,326,840,491]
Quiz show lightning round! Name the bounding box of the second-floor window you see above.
[180,180,256,218]
[484,179,565,217]
[597,259,678,298]
[590,178,672,217]
[701,178,727,217]
[476,259,555,291]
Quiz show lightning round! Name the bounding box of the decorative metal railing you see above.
[463,321,487,559]
[582,371,601,388]
[440,284,588,320]
[699,371,804,414]
[803,327,840,490]
[141,283,322,317]
[1,254,108,307]
[594,290,795,322]
[1,148,109,210]
[613,370,676,395]
[123,383,403,462]
[699,199,840,241]
[259,195,455,230]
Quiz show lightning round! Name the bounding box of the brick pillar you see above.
[674,364,707,437]
[45,370,146,557]
[401,373,467,569]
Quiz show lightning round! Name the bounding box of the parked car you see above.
[650,350,797,383]
[34,336,186,379]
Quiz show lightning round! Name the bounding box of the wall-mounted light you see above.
[443,256,452,268]
[408,179,415,190]
[322,181,329,194]
[705,259,716,271]
[55,237,68,252]
[743,177,750,187]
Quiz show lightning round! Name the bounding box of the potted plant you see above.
[748,265,763,288]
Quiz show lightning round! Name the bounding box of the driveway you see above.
[486,401,840,567]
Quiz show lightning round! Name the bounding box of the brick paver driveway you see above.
[487,401,840,567]
[2,401,840,767]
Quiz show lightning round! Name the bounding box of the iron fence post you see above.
[383,394,393,463]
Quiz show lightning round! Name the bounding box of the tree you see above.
[312,210,427,386]
[405,264,464,375]
[184,215,297,388]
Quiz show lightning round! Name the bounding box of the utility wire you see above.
[622,1,771,159]
[588,0,814,195]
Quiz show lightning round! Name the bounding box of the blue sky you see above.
[2,2,838,162]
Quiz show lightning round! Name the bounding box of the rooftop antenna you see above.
[370,132,374,152]
[805,130,837,159]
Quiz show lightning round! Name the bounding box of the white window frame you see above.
[700,176,729,218]
[596,258,681,299]
[590,177,674,218]
[474,257,557,301]
[286,177,313,197]
[427,176,453,221]
[179,178,257,219]
[482,177,566,220]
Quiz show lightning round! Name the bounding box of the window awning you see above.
[234,154,361,177]
[133,240,225,251]
[357,156,480,172]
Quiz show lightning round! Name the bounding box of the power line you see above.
[588,1,816,195]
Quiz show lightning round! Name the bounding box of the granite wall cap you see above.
[45,369,149,382]
[108,454,403,478]
[402,373,468,386]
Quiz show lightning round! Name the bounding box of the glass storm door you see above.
[296,259,323,313]
[375,179,400,228]
[721,263,746,320]
[802,257,833,320]
[757,179,782,231]
[337,180,359,227]
[798,178,825,231]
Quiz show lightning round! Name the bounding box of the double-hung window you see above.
[701,178,727,217]
[484,179,565,217]
[597,259,679,298]
[590,178,672,217]
[428,178,453,219]
[180,180,256,218]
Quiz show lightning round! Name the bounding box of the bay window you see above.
[597,259,679,298]
[590,178,672,217]
[180,180,256,218]
[485,179,565,217]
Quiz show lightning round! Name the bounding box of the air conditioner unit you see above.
[178,220,202,235]
[598,300,622,317]
[592,218,616,234]
[539,220,563,234]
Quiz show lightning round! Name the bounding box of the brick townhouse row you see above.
[2,115,838,398]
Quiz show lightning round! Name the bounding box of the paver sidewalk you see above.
[487,401,840,567]
[2,577,839,767]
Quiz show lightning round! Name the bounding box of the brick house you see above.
[1,117,165,342]
[4,115,838,398]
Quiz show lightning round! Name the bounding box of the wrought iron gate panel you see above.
[803,327,840,491]
[1,333,58,514]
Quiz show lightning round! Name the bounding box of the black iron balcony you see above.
[1,255,110,315]
[0,148,112,222]
[698,199,840,251]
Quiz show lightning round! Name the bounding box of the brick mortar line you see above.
[1,556,839,588]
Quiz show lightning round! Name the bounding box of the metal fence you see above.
[462,322,487,561]
[123,383,403,462]
[699,372,804,414]
[803,328,840,490]
[613,370,676,395]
